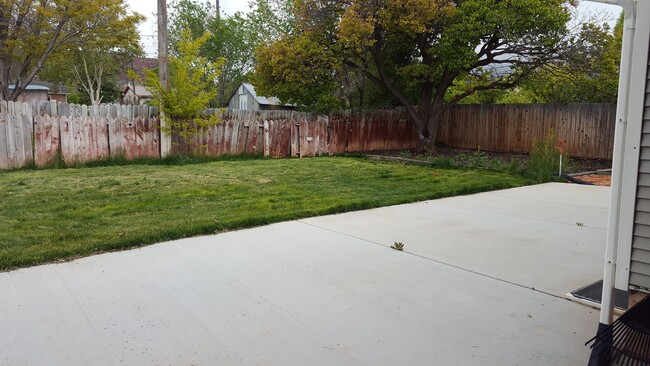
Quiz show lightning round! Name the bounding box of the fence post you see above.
[159,113,172,157]
[263,119,270,158]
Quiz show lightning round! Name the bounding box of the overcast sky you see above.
[127,0,623,57]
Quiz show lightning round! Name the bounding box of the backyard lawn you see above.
[0,156,529,270]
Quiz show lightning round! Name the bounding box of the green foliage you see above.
[410,150,512,173]
[505,160,524,176]
[38,6,144,105]
[525,129,566,183]
[47,65,127,105]
[0,157,528,269]
[524,16,622,103]
[136,27,224,146]
[0,0,144,101]
[168,0,297,107]
[457,150,491,169]
[495,88,541,104]
[253,34,342,112]
[254,0,572,147]
[169,0,256,107]
[245,0,296,44]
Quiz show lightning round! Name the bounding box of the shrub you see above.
[525,129,567,183]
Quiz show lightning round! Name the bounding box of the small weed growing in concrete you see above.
[576,222,584,227]
[391,242,404,251]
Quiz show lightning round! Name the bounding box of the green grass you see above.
[0,156,529,270]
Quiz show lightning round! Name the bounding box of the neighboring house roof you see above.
[9,84,49,91]
[121,57,158,84]
[32,81,70,94]
[122,84,153,98]
[134,85,153,98]
[240,82,284,106]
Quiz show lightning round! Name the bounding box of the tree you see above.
[254,0,573,150]
[136,27,224,152]
[245,0,296,45]
[40,38,143,105]
[170,0,255,107]
[168,0,299,107]
[0,0,143,101]
[524,16,622,104]
[254,34,342,112]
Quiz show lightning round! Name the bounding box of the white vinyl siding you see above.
[631,44,650,289]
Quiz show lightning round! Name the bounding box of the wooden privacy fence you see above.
[437,103,616,159]
[0,101,616,170]
[183,110,415,158]
[0,102,33,170]
[33,102,159,168]
[329,110,416,154]
[0,103,417,169]
[179,110,330,158]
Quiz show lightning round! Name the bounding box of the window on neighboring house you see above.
[238,87,248,110]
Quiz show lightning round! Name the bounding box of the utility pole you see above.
[157,0,168,91]
[216,0,220,19]
[157,0,171,156]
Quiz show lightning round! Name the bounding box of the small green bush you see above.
[458,150,490,169]
[505,160,523,176]
[398,150,412,159]
[525,129,567,183]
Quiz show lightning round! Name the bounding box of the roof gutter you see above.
[585,0,636,327]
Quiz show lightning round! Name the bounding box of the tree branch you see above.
[446,79,517,108]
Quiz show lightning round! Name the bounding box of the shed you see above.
[121,84,154,105]
[228,83,295,111]
[32,81,69,103]
[4,85,49,103]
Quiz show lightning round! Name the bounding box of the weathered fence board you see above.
[291,115,328,157]
[267,120,291,158]
[0,110,8,169]
[329,111,418,153]
[328,115,350,154]
[34,114,60,167]
[438,103,615,159]
[0,101,34,169]
[0,102,616,170]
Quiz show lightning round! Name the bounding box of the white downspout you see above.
[587,0,636,326]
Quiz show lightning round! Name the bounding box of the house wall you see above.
[228,85,260,111]
[614,1,650,292]
[630,28,650,290]
[15,90,48,103]
[48,93,67,103]
[122,89,138,105]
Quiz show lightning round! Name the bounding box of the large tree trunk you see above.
[416,116,441,153]
[414,94,443,152]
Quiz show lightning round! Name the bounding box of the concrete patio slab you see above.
[0,183,607,365]
[302,183,609,298]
